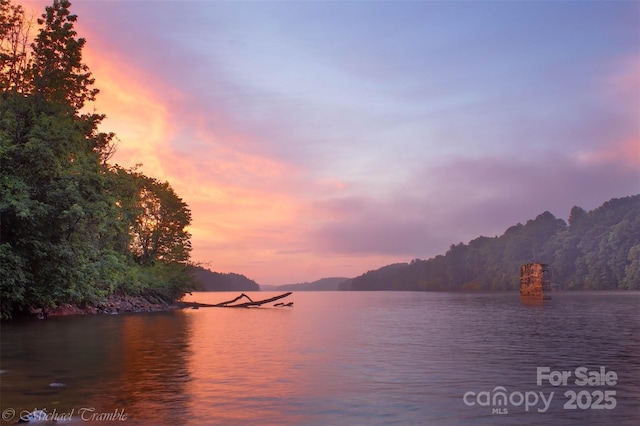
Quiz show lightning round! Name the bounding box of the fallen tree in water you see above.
[182,292,293,309]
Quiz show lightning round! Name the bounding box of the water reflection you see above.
[182,303,308,424]
[91,313,193,425]
[2,292,639,425]
[1,312,193,425]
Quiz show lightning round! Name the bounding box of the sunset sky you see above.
[22,0,640,285]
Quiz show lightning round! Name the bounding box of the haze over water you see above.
[1,291,639,425]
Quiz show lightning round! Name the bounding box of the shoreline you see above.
[13,289,638,320]
[25,294,182,318]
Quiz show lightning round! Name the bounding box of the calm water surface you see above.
[1,291,639,425]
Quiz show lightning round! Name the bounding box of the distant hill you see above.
[338,264,407,291]
[261,277,350,291]
[191,267,260,291]
[341,195,640,291]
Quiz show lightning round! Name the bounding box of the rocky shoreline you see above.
[29,294,181,318]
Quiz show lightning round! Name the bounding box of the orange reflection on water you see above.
[183,300,304,424]
[85,313,194,425]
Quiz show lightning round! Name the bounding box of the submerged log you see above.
[182,292,293,309]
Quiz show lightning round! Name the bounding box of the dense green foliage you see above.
[0,0,195,318]
[191,267,260,292]
[342,195,640,291]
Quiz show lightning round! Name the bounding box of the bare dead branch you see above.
[181,292,293,309]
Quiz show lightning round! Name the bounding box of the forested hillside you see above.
[0,0,195,318]
[191,267,259,292]
[262,277,349,291]
[341,195,640,291]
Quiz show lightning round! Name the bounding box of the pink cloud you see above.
[571,54,640,168]
[574,138,640,168]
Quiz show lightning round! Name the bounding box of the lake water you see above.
[1,291,639,425]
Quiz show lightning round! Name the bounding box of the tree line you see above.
[341,195,640,291]
[0,0,195,319]
[191,267,260,292]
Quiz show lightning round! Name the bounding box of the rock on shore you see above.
[38,294,178,317]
